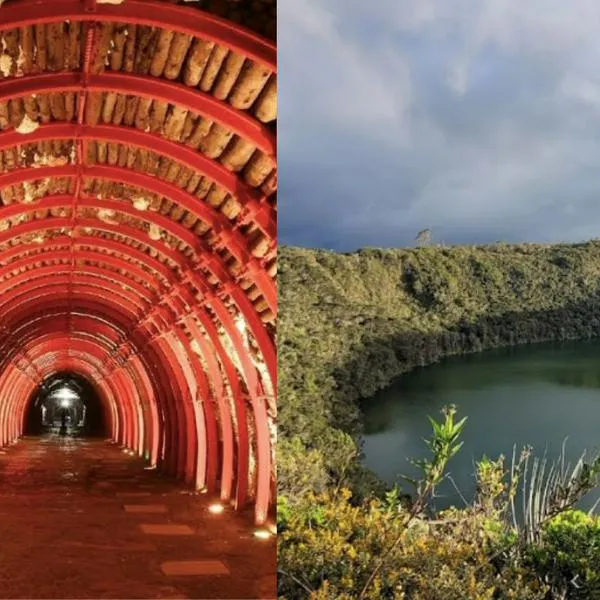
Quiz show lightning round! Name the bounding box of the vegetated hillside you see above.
[279,241,600,498]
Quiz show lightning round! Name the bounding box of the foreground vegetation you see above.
[279,407,600,599]
[279,242,600,598]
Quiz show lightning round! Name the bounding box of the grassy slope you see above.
[279,242,600,496]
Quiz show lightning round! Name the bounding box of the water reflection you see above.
[362,340,600,511]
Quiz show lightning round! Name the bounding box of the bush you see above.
[525,510,600,599]
[278,491,546,600]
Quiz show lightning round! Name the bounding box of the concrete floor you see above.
[0,434,276,599]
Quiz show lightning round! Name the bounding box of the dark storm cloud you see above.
[279,0,600,250]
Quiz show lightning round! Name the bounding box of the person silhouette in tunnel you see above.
[59,409,68,435]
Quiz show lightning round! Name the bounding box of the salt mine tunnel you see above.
[0,1,276,594]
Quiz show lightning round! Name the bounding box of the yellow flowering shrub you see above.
[278,491,546,600]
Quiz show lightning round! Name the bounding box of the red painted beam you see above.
[0,196,276,316]
[2,316,124,351]
[0,195,200,253]
[0,72,275,156]
[1,301,134,333]
[184,314,245,505]
[0,210,276,390]
[23,335,116,368]
[0,293,140,330]
[0,252,157,293]
[0,218,182,266]
[0,252,159,299]
[0,237,174,283]
[0,123,275,239]
[0,167,277,313]
[0,164,227,233]
[0,276,150,315]
[0,0,277,71]
[0,308,160,379]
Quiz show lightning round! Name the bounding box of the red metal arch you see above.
[0,207,276,388]
[0,244,270,392]
[0,219,184,265]
[4,316,195,486]
[1,314,124,349]
[1,318,127,363]
[0,263,156,304]
[0,297,253,504]
[0,79,276,160]
[0,239,174,283]
[0,267,150,309]
[0,304,138,346]
[0,238,276,412]
[0,242,268,390]
[4,327,167,456]
[0,340,120,434]
[0,191,276,315]
[0,288,269,509]
[0,280,148,319]
[0,121,276,239]
[0,215,277,388]
[0,0,277,71]
[15,335,148,456]
[13,325,201,488]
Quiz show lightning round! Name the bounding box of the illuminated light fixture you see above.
[253,529,271,540]
[52,386,78,410]
[53,387,78,400]
[208,503,225,514]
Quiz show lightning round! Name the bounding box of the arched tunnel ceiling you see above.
[0,0,277,525]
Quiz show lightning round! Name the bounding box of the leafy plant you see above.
[383,485,405,512]
[407,405,467,505]
[525,510,600,599]
[514,442,600,544]
[358,405,467,598]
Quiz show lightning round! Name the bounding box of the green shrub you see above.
[526,510,600,599]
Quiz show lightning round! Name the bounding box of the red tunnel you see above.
[0,0,277,525]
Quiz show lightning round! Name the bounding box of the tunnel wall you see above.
[0,0,277,526]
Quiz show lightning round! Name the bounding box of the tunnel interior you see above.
[0,0,277,526]
[24,371,106,437]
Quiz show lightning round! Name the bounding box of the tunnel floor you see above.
[0,435,276,599]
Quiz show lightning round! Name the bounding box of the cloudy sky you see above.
[279,0,600,250]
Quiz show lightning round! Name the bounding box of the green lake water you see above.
[362,340,600,511]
